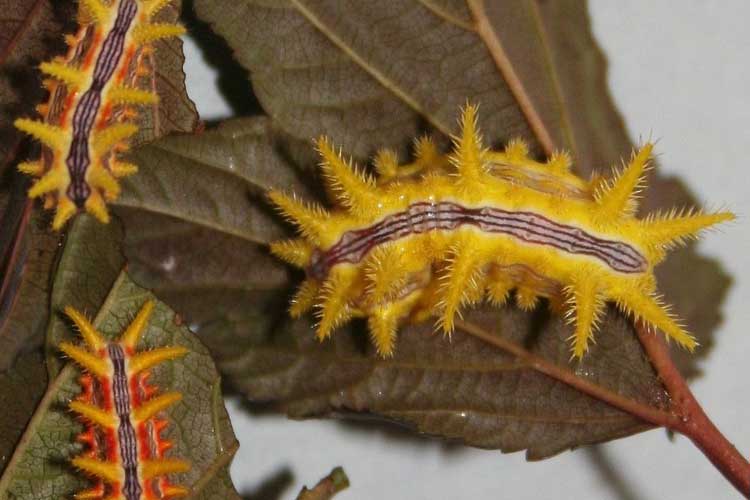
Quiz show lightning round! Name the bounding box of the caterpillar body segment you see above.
[270,106,733,358]
[15,0,184,230]
[61,301,189,499]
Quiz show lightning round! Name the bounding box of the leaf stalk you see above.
[457,319,750,498]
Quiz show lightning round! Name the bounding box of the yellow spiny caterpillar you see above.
[61,300,189,499]
[268,105,734,358]
[14,0,184,230]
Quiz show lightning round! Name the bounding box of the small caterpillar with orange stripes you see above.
[268,105,734,359]
[14,0,184,230]
[61,300,189,499]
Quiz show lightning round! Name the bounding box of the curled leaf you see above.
[129,0,199,144]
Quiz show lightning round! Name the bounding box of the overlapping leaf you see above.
[113,119,664,458]
[0,0,66,372]
[109,0,732,457]
[44,215,125,376]
[191,0,728,363]
[0,273,241,499]
[115,117,298,356]
[0,200,61,372]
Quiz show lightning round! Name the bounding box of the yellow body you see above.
[15,0,184,229]
[61,301,189,499]
[269,106,733,358]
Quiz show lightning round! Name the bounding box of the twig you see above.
[635,323,750,496]
[296,467,349,500]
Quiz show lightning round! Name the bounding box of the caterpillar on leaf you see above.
[269,105,734,359]
[14,0,184,230]
[60,300,190,499]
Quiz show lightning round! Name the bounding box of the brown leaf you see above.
[131,0,200,144]
[525,0,632,171]
[529,2,731,370]
[218,307,663,459]
[115,118,297,351]
[115,0,733,456]
[0,350,47,475]
[115,117,305,242]
[0,0,66,174]
[195,0,535,160]
[0,200,61,372]
[0,1,68,371]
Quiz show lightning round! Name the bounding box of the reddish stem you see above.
[635,323,750,497]
[457,319,750,498]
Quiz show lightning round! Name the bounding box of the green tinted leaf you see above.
[0,272,240,499]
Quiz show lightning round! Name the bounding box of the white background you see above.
[181,2,750,498]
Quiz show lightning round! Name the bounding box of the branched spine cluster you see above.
[269,105,733,358]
